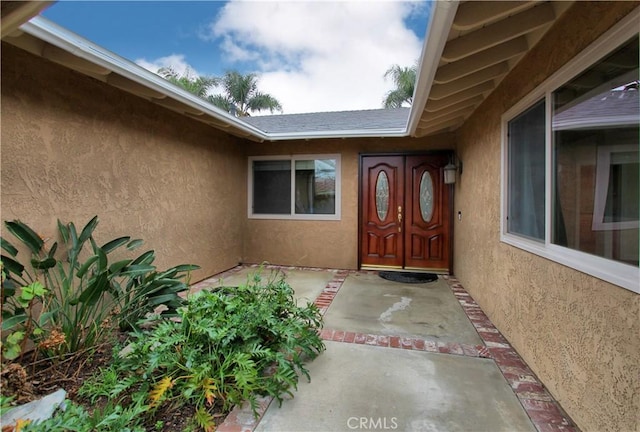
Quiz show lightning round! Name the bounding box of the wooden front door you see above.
[360,154,452,272]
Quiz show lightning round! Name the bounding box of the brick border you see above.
[202,267,578,432]
[443,276,578,432]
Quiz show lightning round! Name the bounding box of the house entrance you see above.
[360,154,452,273]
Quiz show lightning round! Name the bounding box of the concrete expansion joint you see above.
[207,266,578,432]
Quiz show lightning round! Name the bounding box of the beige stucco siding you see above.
[1,43,246,281]
[243,136,454,269]
[453,3,639,431]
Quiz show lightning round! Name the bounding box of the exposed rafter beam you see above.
[430,63,508,100]
[107,74,167,99]
[426,81,494,112]
[1,1,53,38]
[423,95,484,114]
[419,106,475,127]
[442,3,555,62]
[452,1,536,31]
[435,37,528,84]
[42,44,112,75]
[416,117,464,137]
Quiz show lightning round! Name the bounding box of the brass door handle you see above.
[398,206,402,232]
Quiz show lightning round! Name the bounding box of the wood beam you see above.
[443,3,555,62]
[107,74,168,99]
[42,44,112,75]
[424,95,483,114]
[415,117,464,137]
[152,96,205,116]
[419,107,475,127]
[1,1,53,39]
[426,82,494,112]
[430,63,508,100]
[434,37,528,84]
[452,1,536,31]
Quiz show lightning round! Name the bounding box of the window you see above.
[502,14,639,292]
[507,100,546,241]
[249,155,340,220]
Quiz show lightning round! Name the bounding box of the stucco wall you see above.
[243,136,454,269]
[453,3,639,431]
[1,43,246,282]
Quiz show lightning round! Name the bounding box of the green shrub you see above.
[80,269,325,430]
[1,217,199,360]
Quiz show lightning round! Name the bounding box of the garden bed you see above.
[2,218,324,431]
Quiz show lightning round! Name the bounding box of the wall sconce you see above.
[443,153,461,185]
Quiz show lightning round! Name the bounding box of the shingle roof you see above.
[553,89,639,130]
[241,108,410,134]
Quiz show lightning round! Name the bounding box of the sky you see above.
[42,1,431,115]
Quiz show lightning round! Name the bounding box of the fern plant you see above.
[79,269,325,430]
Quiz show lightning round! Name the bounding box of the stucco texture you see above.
[243,136,454,269]
[1,44,246,282]
[453,3,639,431]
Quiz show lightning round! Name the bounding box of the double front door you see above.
[360,154,452,273]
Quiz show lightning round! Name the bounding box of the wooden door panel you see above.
[361,154,451,272]
[361,156,404,268]
[404,155,451,270]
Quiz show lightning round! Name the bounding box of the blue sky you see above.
[42,1,431,114]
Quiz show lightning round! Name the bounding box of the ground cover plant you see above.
[65,270,325,431]
[1,216,325,431]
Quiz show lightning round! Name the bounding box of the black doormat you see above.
[378,271,438,284]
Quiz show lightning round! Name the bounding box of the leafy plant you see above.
[20,398,147,432]
[1,217,199,360]
[79,269,325,429]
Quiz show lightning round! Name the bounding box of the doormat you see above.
[378,271,438,284]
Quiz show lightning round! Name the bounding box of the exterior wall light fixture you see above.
[443,153,460,185]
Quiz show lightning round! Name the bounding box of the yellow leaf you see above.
[201,377,217,406]
[149,376,173,407]
[15,418,32,432]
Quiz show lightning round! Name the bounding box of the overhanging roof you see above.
[2,1,576,141]
[409,1,574,137]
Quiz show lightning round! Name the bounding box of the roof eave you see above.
[19,16,271,140]
[15,15,427,142]
[407,0,460,137]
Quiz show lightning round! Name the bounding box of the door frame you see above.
[358,151,455,274]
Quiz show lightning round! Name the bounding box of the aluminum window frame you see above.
[500,11,639,293]
[248,154,341,221]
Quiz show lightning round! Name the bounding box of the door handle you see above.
[398,206,402,232]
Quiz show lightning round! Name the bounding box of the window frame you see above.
[592,144,639,231]
[500,10,639,293]
[248,154,341,221]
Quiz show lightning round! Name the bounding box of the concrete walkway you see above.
[191,266,576,432]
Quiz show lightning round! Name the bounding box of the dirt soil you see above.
[1,334,228,431]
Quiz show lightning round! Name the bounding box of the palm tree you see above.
[383,64,417,108]
[157,67,218,99]
[208,71,282,117]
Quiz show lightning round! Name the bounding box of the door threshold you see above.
[361,265,448,274]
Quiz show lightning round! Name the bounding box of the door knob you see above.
[398,206,402,232]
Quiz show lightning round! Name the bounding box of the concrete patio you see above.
[190,265,575,432]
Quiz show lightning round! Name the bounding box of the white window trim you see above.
[500,10,640,293]
[592,144,639,231]
[248,154,341,221]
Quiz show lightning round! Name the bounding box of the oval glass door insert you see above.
[375,171,389,221]
[419,171,434,222]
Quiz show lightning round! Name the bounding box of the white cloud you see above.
[135,54,201,78]
[208,1,426,114]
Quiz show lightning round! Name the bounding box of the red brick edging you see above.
[201,267,578,432]
[443,276,578,432]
